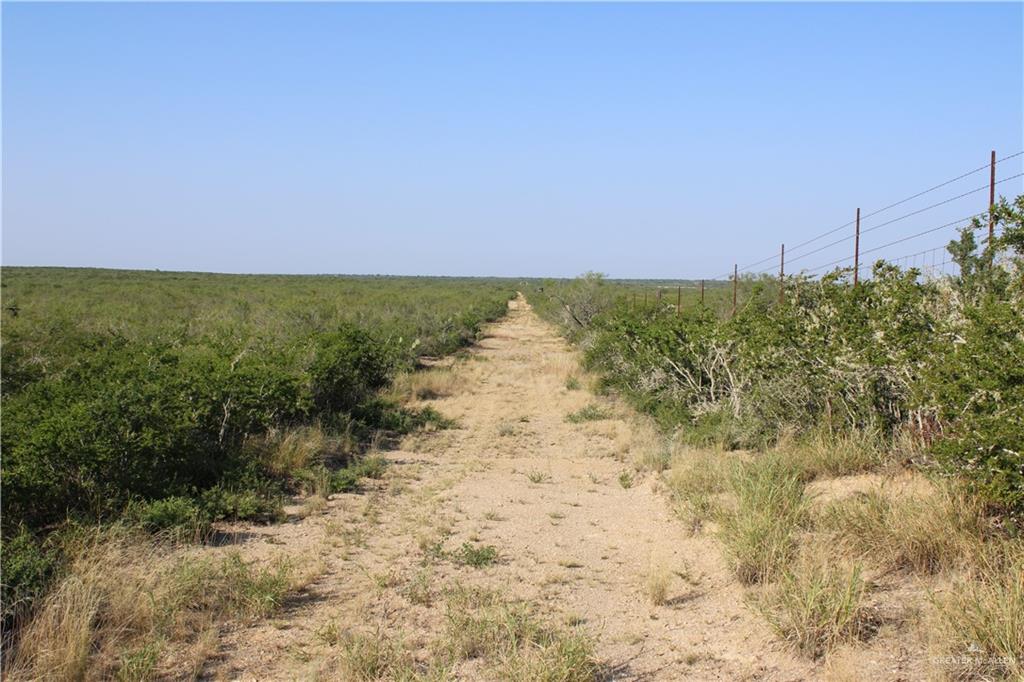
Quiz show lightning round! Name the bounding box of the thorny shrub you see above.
[535,195,1024,516]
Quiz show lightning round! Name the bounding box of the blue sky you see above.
[3,2,1022,279]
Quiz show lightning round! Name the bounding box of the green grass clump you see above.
[323,585,601,681]
[758,557,873,659]
[525,470,551,484]
[331,630,419,681]
[565,405,611,424]
[774,432,882,482]
[452,542,499,568]
[170,552,296,620]
[717,456,807,584]
[330,456,389,494]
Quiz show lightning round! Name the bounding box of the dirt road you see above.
[203,295,815,680]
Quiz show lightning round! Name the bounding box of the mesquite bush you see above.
[538,195,1024,515]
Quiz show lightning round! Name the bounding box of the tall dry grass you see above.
[626,421,672,473]
[6,526,316,681]
[773,431,883,482]
[256,424,331,478]
[819,484,987,574]
[390,367,465,402]
[931,541,1024,680]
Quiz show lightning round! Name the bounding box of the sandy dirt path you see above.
[202,295,816,680]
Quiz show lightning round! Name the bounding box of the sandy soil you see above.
[196,295,836,680]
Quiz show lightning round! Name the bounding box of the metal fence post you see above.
[779,243,785,304]
[731,264,738,319]
[989,150,997,247]
[853,208,861,286]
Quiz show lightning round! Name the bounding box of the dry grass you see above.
[930,541,1024,680]
[773,431,882,482]
[6,526,317,681]
[627,421,671,473]
[391,367,464,402]
[301,494,330,517]
[757,552,874,659]
[254,424,334,479]
[315,582,588,678]
[819,483,986,574]
[327,629,421,681]
[664,447,734,529]
[537,350,579,383]
[437,584,599,680]
[644,565,672,606]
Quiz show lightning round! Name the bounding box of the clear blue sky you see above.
[3,2,1022,279]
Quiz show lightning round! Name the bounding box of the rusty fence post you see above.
[731,264,738,319]
[677,286,682,315]
[853,208,861,286]
[989,150,997,247]
[700,279,705,306]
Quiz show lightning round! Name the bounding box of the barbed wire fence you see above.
[638,150,1024,317]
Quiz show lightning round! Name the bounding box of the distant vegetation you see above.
[0,269,515,632]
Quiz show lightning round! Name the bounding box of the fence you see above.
[632,149,1024,317]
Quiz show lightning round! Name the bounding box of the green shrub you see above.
[127,497,210,539]
[1,338,304,529]
[310,325,393,415]
[199,486,284,524]
[1,526,57,624]
[925,295,1024,512]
